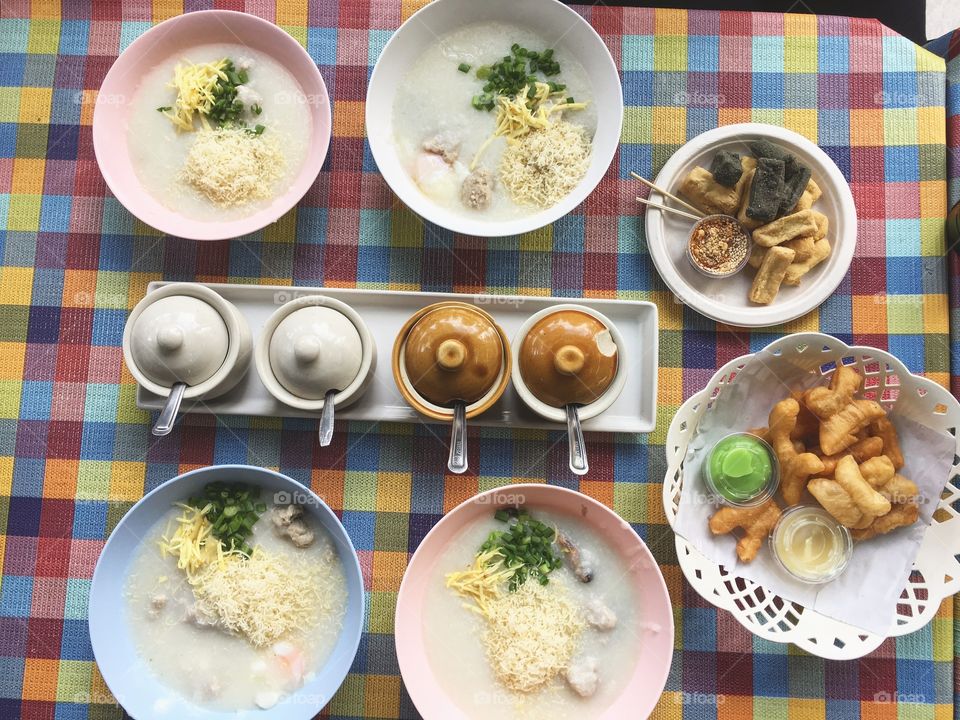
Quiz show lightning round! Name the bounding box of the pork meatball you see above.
[460,167,494,210]
[565,655,600,698]
[271,504,315,548]
[584,597,618,631]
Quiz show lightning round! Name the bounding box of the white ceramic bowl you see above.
[645,123,857,327]
[512,304,628,423]
[365,0,623,237]
[123,283,252,400]
[256,295,376,411]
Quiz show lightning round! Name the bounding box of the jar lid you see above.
[268,306,363,400]
[518,309,618,407]
[129,294,229,387]
[402,304,503,406]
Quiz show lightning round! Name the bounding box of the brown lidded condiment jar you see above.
[392,302,511,420]
[518,309,618,408]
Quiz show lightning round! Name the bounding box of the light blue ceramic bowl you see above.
[89,465,364,719]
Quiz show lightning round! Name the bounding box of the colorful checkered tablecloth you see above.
[0,1,957,718]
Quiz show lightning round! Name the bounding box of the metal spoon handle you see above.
[319,389,337,447]
[448,401,468,474]
[565,404,589,476]
[152,382,186,437]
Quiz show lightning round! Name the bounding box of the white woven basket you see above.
[662,332,960,659]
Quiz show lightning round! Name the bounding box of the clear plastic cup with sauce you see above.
[770,505,853,584]
[702,432,780,507]
[686,214,752,279]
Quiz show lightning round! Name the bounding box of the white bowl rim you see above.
[364,0,624,237]
[88,464,365,720]
[645,122,857,327]
[92,9,332,241]
[511,303,628,423]
[255,295,376,411]
[122,283,247,399]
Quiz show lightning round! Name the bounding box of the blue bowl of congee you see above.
[89,465,364,719]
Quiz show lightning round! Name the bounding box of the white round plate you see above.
[645,123,856,327]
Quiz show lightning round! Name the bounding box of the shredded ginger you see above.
[445,548,514,616]
[481,578,585,693]
[499,119,591,208]
[179,128,284,207]
[472,83,589,170]
[159,502,237,581]
[161,59,229,132]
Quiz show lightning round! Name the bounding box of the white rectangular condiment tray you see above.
[136,282,659,433]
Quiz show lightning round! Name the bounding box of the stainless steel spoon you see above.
[152,382,186,436]
[447,400,468,474]
[318,389,337,447]
[565,403,588,476]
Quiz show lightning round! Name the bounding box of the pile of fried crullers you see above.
[709,365,919,563]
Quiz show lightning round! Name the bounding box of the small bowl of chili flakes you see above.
[686,215,751,278]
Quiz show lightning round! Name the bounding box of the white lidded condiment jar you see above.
[122,283,252,400]
[256,295,376,412]
[270,306,363,400]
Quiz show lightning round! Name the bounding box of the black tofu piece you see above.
[748,139,791,163]
[746,157,785,223]
[778,156,812,215]
[709,150,743,187]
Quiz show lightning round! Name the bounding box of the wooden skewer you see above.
[630,171,705,218]
[635,197,702,221]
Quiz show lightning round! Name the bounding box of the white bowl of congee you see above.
[366,0,623,237]
[89,465,364,718]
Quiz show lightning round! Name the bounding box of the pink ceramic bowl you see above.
[92,10,330,241]
[395,483,674,719]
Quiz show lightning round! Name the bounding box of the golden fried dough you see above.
[782,236,816,263]
[803,365,862,419]
[815,436,884,475]
[819,399,886,455]
[768,398,825,505]
[709,499,782,563]
[783,238,831,286]
[749,246,795,305]
[679,166,741,215]
[870,416,904,470]
[810,211,828,241]
[752,209,819,248]
[808,478,864,527]
[852,503,919,541]
[878,474,919,505]
[834,455,891,518]
[858,455,896,488]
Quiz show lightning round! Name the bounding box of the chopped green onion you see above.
[156,106,172,112]
[189,481,265,556]
[457,62,471,73]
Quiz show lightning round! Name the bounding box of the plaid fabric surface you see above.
[0,1,956,719]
